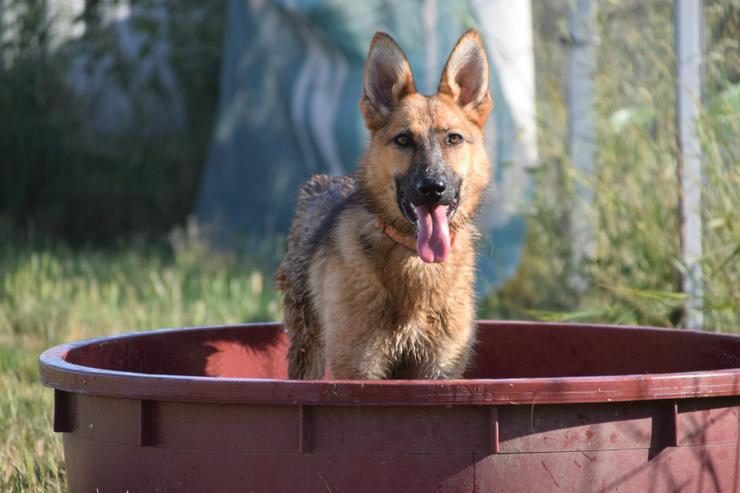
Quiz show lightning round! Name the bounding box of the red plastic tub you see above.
[40,321,740,492]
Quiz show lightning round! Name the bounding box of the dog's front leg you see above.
[407,351,470,380]
[322,323,394,379]
[412,322,476,379]
[420,356,470,380]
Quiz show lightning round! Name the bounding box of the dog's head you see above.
[359,30,492,263]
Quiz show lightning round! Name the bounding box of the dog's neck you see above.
[374,217,417,251]
[374,217,457,253]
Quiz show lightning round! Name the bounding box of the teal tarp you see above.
[197,0,531,292]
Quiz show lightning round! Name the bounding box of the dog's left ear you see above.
[438,30,492,127]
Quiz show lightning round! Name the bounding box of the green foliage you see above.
[481,0,739,331]
[0,1,225,244]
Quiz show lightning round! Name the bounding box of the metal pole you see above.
[675,0,704,329]
[568,0,597,288]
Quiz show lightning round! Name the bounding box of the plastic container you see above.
[40,321,740,492]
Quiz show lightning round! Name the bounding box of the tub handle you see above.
[138,399,156,447]
[490,405,500,454]
[53,389,75,433]
[298,404,311,453]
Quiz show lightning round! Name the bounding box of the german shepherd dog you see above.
[276,30,492,379]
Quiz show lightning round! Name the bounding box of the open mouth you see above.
[399,197,458,228]
[398,194,459,264]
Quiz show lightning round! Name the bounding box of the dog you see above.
[275,30,492,379]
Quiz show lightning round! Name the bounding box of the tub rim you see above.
[39,321,740,406]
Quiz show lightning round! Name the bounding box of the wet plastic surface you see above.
[40,321,740,492]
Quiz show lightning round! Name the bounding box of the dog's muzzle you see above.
[395,168,461,263]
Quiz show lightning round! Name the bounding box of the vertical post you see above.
[675,0,704,329]
[82,0,102,37]
[471,0,539,193]
[0,0,8,69]
[568,0,597,288]
[0,0,4,56]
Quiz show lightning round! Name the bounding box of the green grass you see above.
[0,231,281,491]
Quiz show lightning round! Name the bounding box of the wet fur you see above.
[276,31,492,379]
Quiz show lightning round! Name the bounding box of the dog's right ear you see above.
[360,32,416,131]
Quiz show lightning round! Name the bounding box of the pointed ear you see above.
[438,29,492,127]
[360,32,416,131]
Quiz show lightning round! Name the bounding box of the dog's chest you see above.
[383,256,458,304]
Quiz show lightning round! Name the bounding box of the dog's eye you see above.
[394,133,411,147]
[447,133,464,145]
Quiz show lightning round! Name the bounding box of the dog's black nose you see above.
[416,176,447,201]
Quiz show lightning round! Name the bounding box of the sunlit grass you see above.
[0,231,281,491]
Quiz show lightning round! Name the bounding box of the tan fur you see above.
[276,30,492,379]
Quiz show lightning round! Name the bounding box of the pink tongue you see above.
[414,205,451,263]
